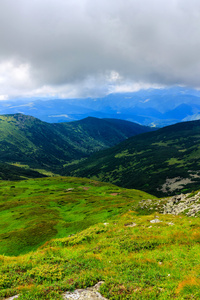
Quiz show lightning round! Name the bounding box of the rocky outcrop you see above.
[163,192,200,216]
[138,191,200,217]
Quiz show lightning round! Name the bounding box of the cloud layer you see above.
[0,0,200,98]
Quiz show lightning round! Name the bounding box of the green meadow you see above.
[0,177,153,256]
[0,177,200,299]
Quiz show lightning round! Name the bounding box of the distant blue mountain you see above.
[1,87,200,126]
[162,103,193,120]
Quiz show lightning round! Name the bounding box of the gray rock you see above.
[4,296,19,300]
[163,192,200,216]
[150,219,161,223]
[63,282,107,300]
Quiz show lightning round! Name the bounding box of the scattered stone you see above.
[160,177,193,193]
[124,222,137,227]
[150,219,161,223]
[168,222,174,226]
[82,187,90,190]
[63,281,107,300]
[66,188,74,191]
[103,223,109,226]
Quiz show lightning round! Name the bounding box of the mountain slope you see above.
[62,119,200,196]
[0,114,153,174]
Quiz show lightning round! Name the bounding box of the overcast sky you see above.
[0,0,200,99]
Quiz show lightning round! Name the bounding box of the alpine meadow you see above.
[1,0,200,299]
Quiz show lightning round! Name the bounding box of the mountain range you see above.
[2,113,200,196]
[0,113,152,179]
[1,87,200,127]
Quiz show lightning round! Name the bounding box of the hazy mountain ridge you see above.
[1,87,200,126]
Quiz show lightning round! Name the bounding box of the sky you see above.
[0,0,200,100]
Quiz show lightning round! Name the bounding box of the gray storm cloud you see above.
[0,0,200,98]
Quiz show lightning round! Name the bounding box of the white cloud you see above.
[0,60,35,98]
[0,0,200,99]
[110,82,165,94]
[0,95,8,100]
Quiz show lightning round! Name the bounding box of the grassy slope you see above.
[1,211,200,299]
[0,176,154,256]
[0,114,153,174]
[62,120,200,197]
[1,177,200,299]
